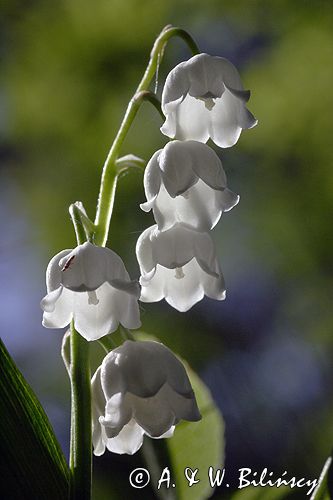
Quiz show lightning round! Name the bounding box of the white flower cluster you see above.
[40,244,201,454]
[40,50,256,457]
[137,53,257,311]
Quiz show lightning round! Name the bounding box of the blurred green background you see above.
[1,0,333,498]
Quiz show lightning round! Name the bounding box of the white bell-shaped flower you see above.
[41,242,141,341]
[161,53,257,148]
[92,340,201,455]
[136,224,225,312]
[141,140,239,231]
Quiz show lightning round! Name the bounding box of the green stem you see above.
[69,208,92,500]
[69,322,91,500]
[94,25,200,246]
[136,91,164,119]
[120,325,136,341]
[98,335,117,353]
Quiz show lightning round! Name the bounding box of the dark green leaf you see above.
[0,338,70,499]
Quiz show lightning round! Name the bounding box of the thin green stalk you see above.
[69,323,91,500]
[120,325,135,341]
[136,90,164,119]
[94,26,200,246]
[69,208,92,500]
[98,335,118,353]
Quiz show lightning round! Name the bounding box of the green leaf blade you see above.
[311,456,332,500]
[0,338,69,499]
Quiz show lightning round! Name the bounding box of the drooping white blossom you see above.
[141,140,239,231]
[136,224,225,312]
[41,242,141,341]
[92,340,201,455]
[161,53,257,148]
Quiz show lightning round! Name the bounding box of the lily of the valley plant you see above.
[40,25,256,500]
